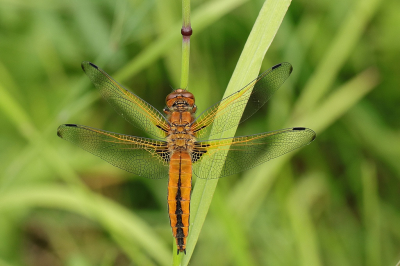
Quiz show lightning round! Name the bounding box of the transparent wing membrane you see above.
[59,62,316,181]
[81,62,170,139]
[192,127,316,179]
[57,124,169,179]
[192,63,293,139]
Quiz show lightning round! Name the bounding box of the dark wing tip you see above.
[57,124,78,138]
[292,127,317,142]
[271,62,293,74]
[89,62,98,69]
[292,127,306,131]
[81,61,98,72]
[272,63,282,70]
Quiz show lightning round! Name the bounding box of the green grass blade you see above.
[0,186,171,265]
[287,174,327,266]
[182,0,292,264]
[361,160,381,266]
[293,0,382,115]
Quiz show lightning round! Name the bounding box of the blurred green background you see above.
[0,0,399,265]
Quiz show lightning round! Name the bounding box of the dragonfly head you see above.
[166,89,196,112]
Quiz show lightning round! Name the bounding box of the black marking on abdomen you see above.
[175,183,182,201]
[175,213,184,227]
[176,227,185,238]
[175,154,183,216]
[175,152,186,251]
[175,200,183,214]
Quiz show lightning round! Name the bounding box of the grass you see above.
[183,1,292,265]
[0,0,400,265]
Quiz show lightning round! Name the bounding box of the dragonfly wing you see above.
[57,124,169,179]
[81,62,170,139]
[192,127,315,179]
[192,63,293,139]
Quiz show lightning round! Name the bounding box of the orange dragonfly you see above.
[57,62,315,254]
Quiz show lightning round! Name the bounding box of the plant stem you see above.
[180,0,191,89]
[172,1,192,264]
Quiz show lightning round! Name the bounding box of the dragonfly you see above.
[57,62,316,254]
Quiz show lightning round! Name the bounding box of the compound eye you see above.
[182,92,194,100]
[166,92,178,101]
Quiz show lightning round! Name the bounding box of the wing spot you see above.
[272,63,282,70]
[89,62,99,69]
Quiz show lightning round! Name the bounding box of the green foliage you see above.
[0,0,399,265]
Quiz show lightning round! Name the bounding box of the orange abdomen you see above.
[168,151,192,254]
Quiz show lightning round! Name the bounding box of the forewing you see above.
[57,124,169,179]
[81,62,169,139]
[192,63,293,139]
[192,127,315,179]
